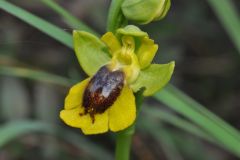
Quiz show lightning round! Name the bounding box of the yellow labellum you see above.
[60,78,136,135]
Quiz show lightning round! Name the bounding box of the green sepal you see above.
[116,25,148,37]
[154,0,171,21]
[73,30,111,76]
[130,61,175,96]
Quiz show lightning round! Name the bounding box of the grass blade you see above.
[143,108,216,144]
[0,121,113,160]
[142,121,184,160]
[165,85,240,141]
[207,0,240,54]
[0,65,73,86]
[0,0,72,48]
[39,0,98,36]
[155,86,240,157]
[0,121,52,147]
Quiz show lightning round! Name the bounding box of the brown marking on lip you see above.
[82,66,124,123]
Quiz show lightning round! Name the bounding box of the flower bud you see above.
[122,0,171,24]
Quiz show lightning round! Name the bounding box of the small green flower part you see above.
[122,0,171,24]
[60,25,174,135]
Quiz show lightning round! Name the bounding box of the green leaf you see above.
[39,0,98,36]
[0,121,113,160]
[0,0,72,48]
[142,107,216,144]
[207,0,240,54]
[73,31,111,76]
[0,65,72,86]
[131,61,175,96]
[0,121,52,147]
[155,86,240,157]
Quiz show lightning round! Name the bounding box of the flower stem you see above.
[115,126,134,160]
[107,0,127,32]
[115,91,144,160]
[107,1,144,159]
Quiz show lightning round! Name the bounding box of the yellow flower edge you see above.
[60,78,136,135]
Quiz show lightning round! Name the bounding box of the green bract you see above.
[73,25,174,96]
[122,0,171,24]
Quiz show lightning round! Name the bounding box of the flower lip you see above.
[82,65,125,123]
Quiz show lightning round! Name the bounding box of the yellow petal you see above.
[137,37,158,69]
[109,86,136,132]
[101,32,121,55]
[81,110,109,135]
[60,107,85,128]
[60,107,109,135]
[64,78,90,110]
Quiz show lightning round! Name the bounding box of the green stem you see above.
[107,0,127,32]
[108,1,142,159]
[115,126,135,160]
[115,91,144,160]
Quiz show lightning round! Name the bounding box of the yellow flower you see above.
[60,25,174,135]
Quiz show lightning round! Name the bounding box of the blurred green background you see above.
[0,0,240,160]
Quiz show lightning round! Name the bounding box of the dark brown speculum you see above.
[82,65,124,123]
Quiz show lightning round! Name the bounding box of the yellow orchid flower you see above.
[60,25,174,135]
